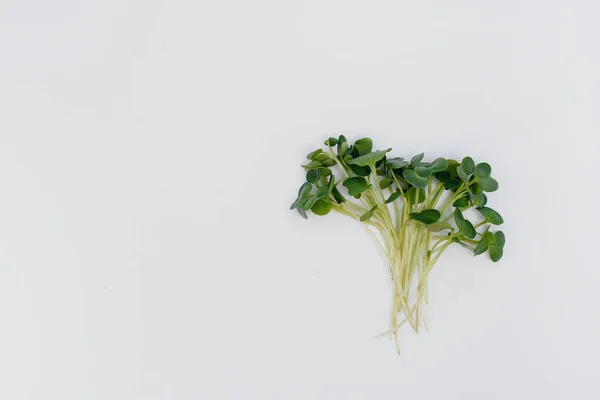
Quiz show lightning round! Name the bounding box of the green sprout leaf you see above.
[471,193,487,207]
[452,195,470,208]
[379,178,393,190]
[307,149,323,160]
[410,152,425,167]
[474,162,492,179]
[457,165,470,182]
[410,209,441,225]
[311,199,332,216]
[478,177,498,192]
[415,158,449,177]
[473,239,488,256]
[306,169,322,184]
[360,205,378,222]
[434,171,451,183]
[348,163,371,176]
[354,138,373,156]
[477,207,504,225]
[331,186,346,204]
[469,182,483,194]
[445,159,459,178]
[290,182,313,210]
[426,222,453,232]
[342,177,371,196]
[488,231,505,262]
[461,157,475,174]
[454,208,476,239]
[387,157,408,170]
[348,149,391,167]
[403,169,428,189]
[385,191,401,204]
[443,178,462,190]
[324,137,338,146]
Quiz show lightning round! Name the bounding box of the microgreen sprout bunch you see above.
[291,136,505,353]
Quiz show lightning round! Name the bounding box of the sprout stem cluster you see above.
[291,136,505,353]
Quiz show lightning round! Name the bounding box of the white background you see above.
[0,1,598,399]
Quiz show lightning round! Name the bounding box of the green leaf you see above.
[473,239,488,256]
[469,182,483,194]
[302,196,318,211]
[331,186,346,204]
[426,222,453,232]
[339,141,349,156]
[315,185,329,199]
[415,158,448,177]
[297,207,308,219]
[347,149,391,167]
[387,157,408,170]
[452,196,470,208]
[311,199,331,216]
[443,178,461,190]
[483,230,496,244]
[379,178,392,190]
[385,191,401,204]
[403,169,428,189]
[474,163,492,179]
[360,205,378,222]
[410,209,441,225]
[354,138,373,156]
[306,169,321,184]
[471,193,487,207]
[461,157,475,174]
[446,159,459,177]
[307,149,323,160]
[410,153,424,167]
[324,137,338,146]
[477,207,504,225]
[434,171,451,183]
[454,208,476,239]
[342,177,371,196]
[406,187,425,204]
[479,177,499,192]
[313,152,335,167]
[290,183,313,210]
[456,165,470,182]
[348,163,371,176]
[487,231,505,262]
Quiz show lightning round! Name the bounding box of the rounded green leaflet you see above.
[461,157,475,174]
[306,168,321,184]
[406,187,425,204]
[483,230,496,244]
[479,177,498,192]
[303,160,323,170]
[348,163,371,176]
[324,137,338,146]
[306,149,323,160]
[387,157,408,170]
[354,138,373,156]
[410,209,441,225]
[443,178,461,190]
[469,182,483,194]
[415,158,449,177]
[313,152,335,167]
[331,186,346,204]
[477,207,504,225]
[385,191,401,204]
[474,162,492,179]
[379,178,393,190]
[473,239,488,256]
[426,222,453,232]
[311,199,332,216]
[403,169,428,189]
[290,182,313,210]
[348,149,391,167]
[296,207,308,219]
[360,205,378,222]
[487,231,505,262]
[471,192,487,207]
[339,141,350,156]
[454,208,476,239]
[434,171,451,183]
[453,196,469,208]
[342,177,371,196]
[446,159,459,178]
[410,152,425,167]
[456,165,470,182]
